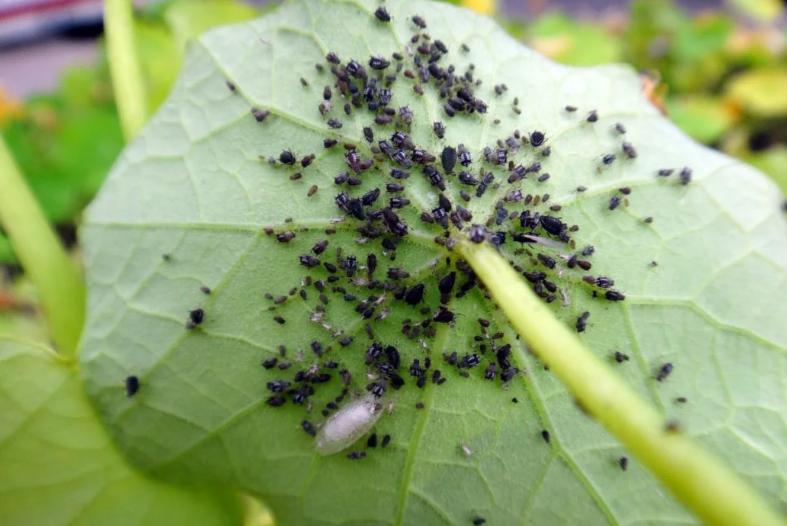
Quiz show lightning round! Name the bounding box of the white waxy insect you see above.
[315,393,383,455]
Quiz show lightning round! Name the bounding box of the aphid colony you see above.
[128,7,691,484]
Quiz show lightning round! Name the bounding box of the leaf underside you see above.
[80,0,787,524]
[0,338,241,526]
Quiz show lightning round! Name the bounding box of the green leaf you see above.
[0,337,243,526]
[527,12,623,66]
[726,68,787,117]
[80,0,787,523]
[666,95,737,143]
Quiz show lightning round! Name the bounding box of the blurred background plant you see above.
[0,0,785,344]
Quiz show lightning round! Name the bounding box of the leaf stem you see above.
[457,239,782,526]
[104,0,147,140]
[0,137,85,358]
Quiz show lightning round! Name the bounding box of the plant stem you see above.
[0,138,85,359]
[104,0,147,140]
[457,239,782,526]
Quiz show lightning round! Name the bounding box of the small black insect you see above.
[656,362,674,382]
[576,311,590,333]
[412,15,426,28]
[609,196,621,210]
[619,456,628,471]
[405,284,425,305]
[679,167,692,185]
[565,105,577,112]
[441,146,457,173]
[622,142,637,159]
[125,375,139,397]
[276,231,295,243]
[529,131,545,147]
[382,434,391,447]
[347,451,367,460]
[374,6,391,21]
[433,121,446,138]
[279,150,296,165]
[613,351,629,363]
[367,433,378,448]
[614,122,626,134]
[187,308,204,328]
[472,517,487,526]
[586,110,598,122]
[605,290,626,301]
[541,430,551,444]
[468,224,486,243]
[602,154,616,165]
[251,108,269,122]
[262,357,278,369]
[369,56,390,70]
[302,420,317,436]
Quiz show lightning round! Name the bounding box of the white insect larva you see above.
[315,393,382,455]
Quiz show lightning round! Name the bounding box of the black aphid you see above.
[251,108,270,122]
[363,127,374,143]
[605,290,626,301]
[679,167,692,185]
[276,231,296,243]
[369,56,390,70]
[433,121,446,138]
[382,434,391,447]
[622,142,637,159]
[613,351,629,363]
[347,451,367,460]
[602,154,616,165]
[125,375,139,397]
[405,284,425,305]
[279,150,296,165]
[262,357,278,369]
[609,196,621,210]
[374,6,391,21]
[586,110,598,122]
[619,456,628,471]
[576,311,590,333]
[530,131,545,147]
[301,420,317,436]
[367,433,378,448]
[657,168,673,177]
[200,286,211,294]
[614,122,626,134]
[441,146,457,173]
[541,430,551,444]
[438,272,456,295]
[656,362,674,382]
[468,224,486,243]
[188,308,204,327]
[565,105,577,112]
[412,15,427,28]
[327,118,343,129]
[472,517,487,526]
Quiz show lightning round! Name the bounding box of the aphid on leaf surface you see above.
[605,290,625,301]
[576,311,590,333]
[586,110,598,122]
[125,375,139,397]
[619,456,628,471]
[541,430,551,444]
[613,351,629,363]
[251,108,269,122]
[441,146,457,173]
[609,196,621,210]
[622,142,637,159]
[473,517,487,525]
[433,121,446,138]
[602,154,616,165]
[565,105,577,112]
[279,150,296,165]
[529,131,545,147]
[614,122,626,134]
[315,393,383,455]
[679,167,692,185]
[367,433,378,448]
[656,362,674,382]
[347,451,366,460]
[187,308,204,328]
[374,6,391,21]
[200,286,211,294]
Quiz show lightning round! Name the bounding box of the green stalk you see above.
[104,0,147,140]
[0,138,85,358]
[457,240,783,526]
